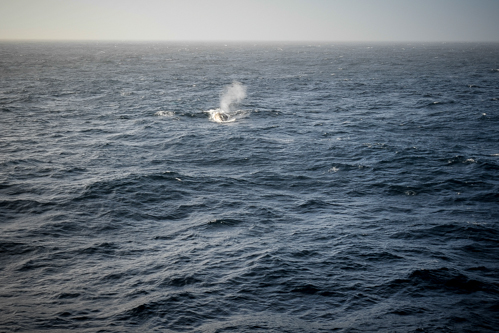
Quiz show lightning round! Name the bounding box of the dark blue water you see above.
[1,42,498,332]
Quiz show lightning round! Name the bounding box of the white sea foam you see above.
[206,108,235,123]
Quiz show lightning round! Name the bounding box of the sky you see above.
[0,0,498,42]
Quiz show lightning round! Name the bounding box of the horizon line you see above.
[1,39,499,44]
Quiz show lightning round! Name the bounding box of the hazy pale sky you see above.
[1,0,498,42]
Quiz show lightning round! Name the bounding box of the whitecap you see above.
[154,111,175,117]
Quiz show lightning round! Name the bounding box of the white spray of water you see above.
[220,81,247,113]
[208,81,247,123]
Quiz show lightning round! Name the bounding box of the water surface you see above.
[1,42,498,332]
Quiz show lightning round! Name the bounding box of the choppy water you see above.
[1,42,499,332]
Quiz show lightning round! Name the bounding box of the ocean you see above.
[1,41,498,332]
